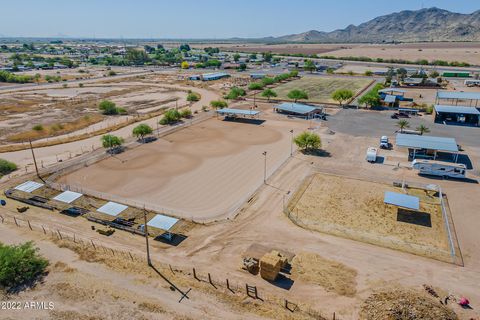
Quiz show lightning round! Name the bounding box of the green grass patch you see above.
[272,76,371,103]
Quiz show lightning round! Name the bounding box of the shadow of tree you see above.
[301,149,331,157]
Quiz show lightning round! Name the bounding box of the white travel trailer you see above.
[464,79,480,87]
[366,147,378,163]
[412,159,466,179]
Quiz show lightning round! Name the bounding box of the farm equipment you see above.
[16,206,29,213]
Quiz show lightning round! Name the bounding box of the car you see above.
[391,112,410,119]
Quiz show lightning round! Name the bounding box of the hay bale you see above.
[260,251,283,281]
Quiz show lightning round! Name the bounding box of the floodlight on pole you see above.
[290,129,294,156]
[262,151,267,183]
[143,206,152,266]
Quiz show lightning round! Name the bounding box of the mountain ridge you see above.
[269,8,480,43]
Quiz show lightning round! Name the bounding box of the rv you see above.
[464,79,480,87]
[366,147,378,163]
[412,159,466,179]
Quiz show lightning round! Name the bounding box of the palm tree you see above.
[397,120,410,133]
[416,124,430,135]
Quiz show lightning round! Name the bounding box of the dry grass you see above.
[49,310,104,320]
[291,252,357,297]
[138,301,167,314]
[52,238,326,320]
[359,288,458,320]
[7,114,104,142]
[289,174,451,262]
[0,107,167,153]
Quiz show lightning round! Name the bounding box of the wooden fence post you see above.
[193,268,199,281]
[27,220,32,230]
[226,278,233,292]
[91,240,96,250]
[13,216,18,227]
[208,273,216,289]
[42,225,46,234]
[57,230,62,240]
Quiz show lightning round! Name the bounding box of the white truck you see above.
[412,159,466,179]
[380,136,389,149]
[366,147,378,163]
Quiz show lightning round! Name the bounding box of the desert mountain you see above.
[273,7,480,43]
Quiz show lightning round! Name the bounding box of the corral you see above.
[271,76,371,104]
[57,115,308,221]
[286,173,458,263]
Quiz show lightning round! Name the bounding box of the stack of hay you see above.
[260,250,285,281]
[243,257,259,274]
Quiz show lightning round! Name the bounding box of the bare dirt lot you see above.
[0,77,187,144]
[211,42,480,65]
[329,43,480,65]
[288,173,452,262]
[58,114,309,221]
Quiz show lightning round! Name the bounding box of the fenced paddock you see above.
[284,172,463,265]
[52,116,303,223]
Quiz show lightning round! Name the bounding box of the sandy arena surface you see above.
[58,115,309,221]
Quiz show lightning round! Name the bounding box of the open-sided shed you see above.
[395,133,459,162]
[435,91,480,107]
[384,191,420,211]
[273,102,323,119]
[434,105,480,125]
[216,108,260,118]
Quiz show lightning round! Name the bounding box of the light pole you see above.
[290,129,294,156]
[143,206,152,266]
[262,151,267,183]
[28,139,42,181]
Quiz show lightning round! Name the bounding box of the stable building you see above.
[434,105,480,125]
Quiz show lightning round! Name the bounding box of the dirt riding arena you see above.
[58,115,309,221]
[287,173,457,263]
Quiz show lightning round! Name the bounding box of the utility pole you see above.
[143,206,152,266]
[262,151,267,183]
[29,139,42,181]
[290,129,294,156]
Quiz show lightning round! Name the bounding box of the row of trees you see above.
[396,120,430,135]
[358,83,384,108]
[0,70,34,83]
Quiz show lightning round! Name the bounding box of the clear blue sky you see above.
[1,0,479,39]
